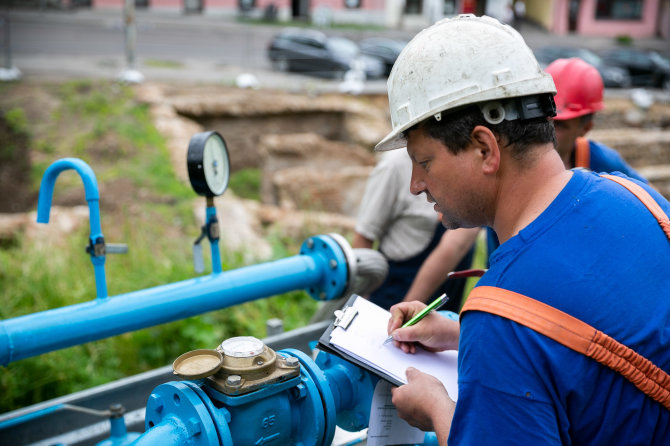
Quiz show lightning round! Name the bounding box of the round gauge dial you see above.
[187,131,231,197]
[220,336,265,358]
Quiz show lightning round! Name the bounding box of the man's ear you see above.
[471,125,500,175]
[579,120,594,137]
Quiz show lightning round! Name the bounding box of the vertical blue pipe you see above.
[206,205,222,274]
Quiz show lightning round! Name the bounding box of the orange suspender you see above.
[574,137,590,168]
[602,174,670,240]
[461,287,670,410]
[461,176,670,409]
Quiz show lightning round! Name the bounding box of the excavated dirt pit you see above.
[2,82,670,226]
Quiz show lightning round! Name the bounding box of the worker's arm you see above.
[391,368,454,446]
[403,227,481,304]
[352,232,374,249]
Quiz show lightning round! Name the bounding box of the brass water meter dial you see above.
[172,336,301,396]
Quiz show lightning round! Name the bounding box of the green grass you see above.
[229,167,262,200]
[3,107,29,135]
[0,80,317,413]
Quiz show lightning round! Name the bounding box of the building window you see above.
[595,0,643,20]
[405,0,423,14]
[344,0,361,8]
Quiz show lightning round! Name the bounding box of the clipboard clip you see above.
[333,305,358,329]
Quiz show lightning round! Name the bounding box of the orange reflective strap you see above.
[574,137,590,168]
[601,174,670,241]
[462,286,670,410]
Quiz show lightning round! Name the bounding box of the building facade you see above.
[91,0,669,38]
[529,0,668,38]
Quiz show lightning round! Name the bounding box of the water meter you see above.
[172,336,301,396]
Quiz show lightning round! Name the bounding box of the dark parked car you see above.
[598,48,670,91]
[358,37,408,76]
[534,45,631,88]
[267,28,385,80]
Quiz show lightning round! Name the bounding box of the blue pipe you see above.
[0,234,348,366]
[7,158,353,366]
[205,205,222,274]
[36,158,108,299]
[129,418,188,446]
[0,404,65,429]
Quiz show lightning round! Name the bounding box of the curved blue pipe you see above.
[36,158,108,298]
[129,418,186,446]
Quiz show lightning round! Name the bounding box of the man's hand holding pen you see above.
[387,302,458,445]
[387,300,461,354]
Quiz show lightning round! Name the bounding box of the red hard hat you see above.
[545,58,604,120]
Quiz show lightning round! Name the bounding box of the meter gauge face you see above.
[220,336,265,358]
[187,131,231,197]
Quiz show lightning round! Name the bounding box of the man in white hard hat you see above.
[381,15,670,446]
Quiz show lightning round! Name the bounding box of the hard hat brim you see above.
[375,130,407,152]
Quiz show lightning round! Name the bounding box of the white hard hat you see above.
[376,14,556,151]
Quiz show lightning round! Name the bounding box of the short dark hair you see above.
[405,104,557,161]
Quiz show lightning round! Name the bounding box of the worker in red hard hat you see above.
[547,57,646,182]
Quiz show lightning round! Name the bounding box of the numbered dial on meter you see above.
[220,336,265,357]
[187,131,231,197]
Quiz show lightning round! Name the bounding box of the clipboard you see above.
[317,294,404,386]
[316,295,459,399]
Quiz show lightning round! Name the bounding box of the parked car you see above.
[598,48,670,91]
[358,37,408,76]
[534,45,631,88]
[267,28,385,80]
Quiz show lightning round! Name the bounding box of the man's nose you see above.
[409,171,425,196]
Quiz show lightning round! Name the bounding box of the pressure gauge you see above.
[187,131,231,197]
[220,336,265,358]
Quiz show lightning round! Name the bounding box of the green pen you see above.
[383,293,449,345]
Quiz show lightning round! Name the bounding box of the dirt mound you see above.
[0,112,36,213]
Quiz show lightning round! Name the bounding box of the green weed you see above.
[3,107,29,135]
[229,167,262,200]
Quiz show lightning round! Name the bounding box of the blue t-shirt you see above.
[451,170,670,445]
[486,139,649,258]
[587,139,647,183]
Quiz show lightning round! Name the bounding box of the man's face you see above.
[553,117,590,166]
[406,128,488,230]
